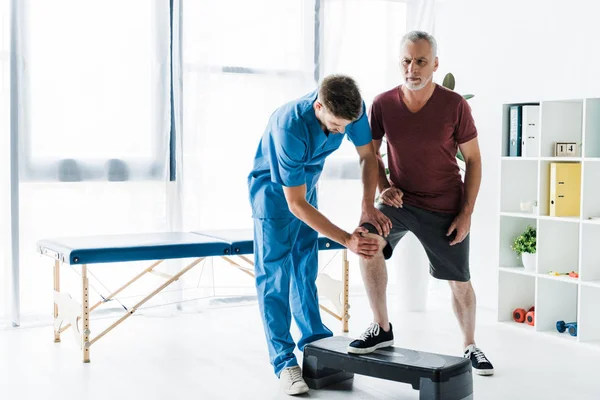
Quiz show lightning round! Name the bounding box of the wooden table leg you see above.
[82,265,90,363]
[53,260,60,343]
[342,250,350,333]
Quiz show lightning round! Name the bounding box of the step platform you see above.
[302,336,473,400]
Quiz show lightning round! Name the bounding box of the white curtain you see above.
[175,0,436,299]
[175,0,317,301]
[318,0,410,291]
[317,0,438,306]
[2,0,173,327]
[0,0,10,327]
[1,0,439,326]
[408,0,436,34]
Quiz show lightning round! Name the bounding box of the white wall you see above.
[434,0,600,309]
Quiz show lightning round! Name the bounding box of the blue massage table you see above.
[37,230,350,363]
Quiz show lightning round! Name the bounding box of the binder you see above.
[509,106,522,156]
[549,162,581,217]
[521,105,539,157]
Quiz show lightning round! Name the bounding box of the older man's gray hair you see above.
[400,31,437,58]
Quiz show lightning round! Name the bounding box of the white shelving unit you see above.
[498,98,600,348]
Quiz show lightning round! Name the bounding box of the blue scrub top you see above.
[248,89,372,219]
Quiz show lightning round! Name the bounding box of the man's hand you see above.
[446,212,471,246]
[379,186,403,208]
[359,207,392,237]
[345,227,380,259]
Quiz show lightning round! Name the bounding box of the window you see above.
[19,1,171,181]
[322,0,408,159]
[181,0,318,230]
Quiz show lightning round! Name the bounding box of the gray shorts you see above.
[362,203,470,282]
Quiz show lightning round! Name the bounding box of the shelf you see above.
[499,219,539,269]
[499,160,538,214]
[537,219,580,275]
[498,213,582,223]
[582,218,600,225]
[579,286,600,343]
[499,320,536,332]
[540,157,582,161]
[539,100,583,158]
[501,157,538,161]
[497,272,535,324]
[539,330,578,343]
[537,273,579,284]
[537,216,580,223]
[499,98,599,348]
[536,279,578,333]
[499,266,536,277]
[582,162,600,219]
[583,98,600,158]
[499,212,537,219]
[581,280,600,288]
[581,222,600,282]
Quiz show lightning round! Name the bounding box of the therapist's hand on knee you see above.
[359,206,392,237]
[344,227,380,259]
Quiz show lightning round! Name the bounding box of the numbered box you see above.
[554,142,578,157]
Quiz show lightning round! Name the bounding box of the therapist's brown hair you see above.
[318,74,363,121]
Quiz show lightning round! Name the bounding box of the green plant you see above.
[441,72,474,162]
[511,225,537,257]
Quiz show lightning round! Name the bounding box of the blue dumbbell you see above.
[556,320,577,336]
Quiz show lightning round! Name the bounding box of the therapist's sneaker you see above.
[464,344,494,376]
[279,366,309,396]
[347,322,394,354]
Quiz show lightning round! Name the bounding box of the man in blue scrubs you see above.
[248,74,392,395]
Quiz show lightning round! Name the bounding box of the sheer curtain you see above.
[318,0,439,307]
[176,0,317,300]
[2,0,173,327]
[0,0,10,327]
[318,0,410,292]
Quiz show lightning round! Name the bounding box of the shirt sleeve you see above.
[346,101,373,147]
[455,98,478,144]
[270,125,307,188]
[367,98,385,141]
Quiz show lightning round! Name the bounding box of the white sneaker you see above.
[279,366,309,395]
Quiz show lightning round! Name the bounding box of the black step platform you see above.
[302,336,473,400]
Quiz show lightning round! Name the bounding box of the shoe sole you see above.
[474,368,494,376]
[284,386,309,395]
[346,340,394,354]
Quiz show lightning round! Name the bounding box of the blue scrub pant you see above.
[253,217,333,377]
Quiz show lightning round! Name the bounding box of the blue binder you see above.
[509,105,522,156]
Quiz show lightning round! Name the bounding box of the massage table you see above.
[36,230,350,363]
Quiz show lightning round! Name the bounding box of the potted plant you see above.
[511,225,537,271]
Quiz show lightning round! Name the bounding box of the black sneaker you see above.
[464,344,494,376]
[347,322,394,354]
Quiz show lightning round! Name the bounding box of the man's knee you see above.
[449,280,473,295]
[362,232,388,253]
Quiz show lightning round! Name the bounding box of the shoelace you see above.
[359,322,380,341]
[470,348,489,364]
[289,367,303,383]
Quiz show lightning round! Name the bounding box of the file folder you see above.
[549,162,581,217]
[521,105,539,157]
[509,105,522,156]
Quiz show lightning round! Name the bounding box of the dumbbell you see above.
[556,321,577,337]
[525,309,535,326]
[513,306,534,323]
